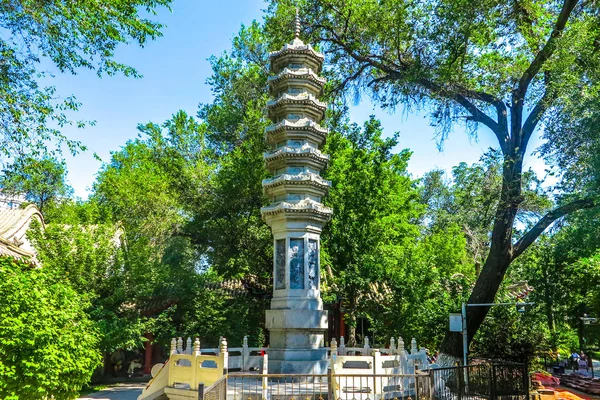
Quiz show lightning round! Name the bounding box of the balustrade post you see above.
[194,337,201,356]
[220,337,228,376]
[242,335,249,372]
[411,338,418,355]
[170,338,177,355]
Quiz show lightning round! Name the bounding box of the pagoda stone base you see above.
[268,358,329,375]
[266,309,328,375]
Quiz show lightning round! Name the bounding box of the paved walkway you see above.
[78,384,145,400]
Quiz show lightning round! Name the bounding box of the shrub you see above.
[0,256,101,399]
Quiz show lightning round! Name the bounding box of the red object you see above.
[144,332,154,374]
[339,311,346,339]
[534,372,560,386]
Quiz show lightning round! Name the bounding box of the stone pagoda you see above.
[261,11,332,374]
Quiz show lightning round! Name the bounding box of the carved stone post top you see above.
[364,337,370,347]
[194,337,201,353]
[243,336,248,346]
[220,337,228,353]
[339,336,345,346]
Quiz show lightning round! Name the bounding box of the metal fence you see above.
[197,364,528,400]
[430,363,529,400]
[201,375,228,400]
[331,372,431,400]
[227,374,328,400]
[223,373,430,400]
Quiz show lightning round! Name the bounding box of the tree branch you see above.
[512,197,598,259]
[421,80,509,152]
[521,87,555,149]
[315,18,511,150]
[516,0,579,99]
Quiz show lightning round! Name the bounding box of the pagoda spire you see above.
[294,7,301,39]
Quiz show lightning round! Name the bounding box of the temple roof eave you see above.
[260,200,333,223]
[262,173,331,190]
[265,118,328,136]
[263,147,330,164]
[266,93,327,111]
[268,68,327,87]
[269,44,325,72]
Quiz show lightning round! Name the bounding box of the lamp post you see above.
[461,302,534,366]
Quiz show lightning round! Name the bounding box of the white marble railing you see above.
[167,336,266,372]
[329,336,430,400]
[159,335,428,374]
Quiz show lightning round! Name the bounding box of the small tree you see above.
[0,256,101,399]
[0,156,72,214]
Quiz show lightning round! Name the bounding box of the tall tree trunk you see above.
[542,265,556,337]
[440,152,522,359]
[347,313,357,347]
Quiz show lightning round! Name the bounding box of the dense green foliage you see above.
[0,0,171,160]
[4,2,600,394]
[0,256,101,399]
[264,0,600,357]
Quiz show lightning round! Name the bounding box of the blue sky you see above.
[45,0,549,198]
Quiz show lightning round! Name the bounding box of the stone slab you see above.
[268,348,327,361]
[269,331,324,348]
[268,359,329,375]
[265,309,328,330]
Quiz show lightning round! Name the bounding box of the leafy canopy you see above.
[0,0,171,160]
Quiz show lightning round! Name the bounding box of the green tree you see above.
[0,255,100,399]
[185,22,273,283]
[420,150,551,273]
[322,115,422,345]
[0,156,72,214]
[266,0,600,358]
[0,0,171,159]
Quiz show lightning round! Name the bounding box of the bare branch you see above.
[512,197,598,259]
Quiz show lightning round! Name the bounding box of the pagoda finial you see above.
[294,7,301,39]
